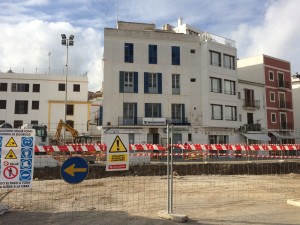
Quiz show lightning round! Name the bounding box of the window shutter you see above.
[99,106,103,126]
[158,103,161,117]
[134,103,137,125]
[158,73,162,94]
[134,72,138,93]
[119,71,124,93]
[144,72,149,93]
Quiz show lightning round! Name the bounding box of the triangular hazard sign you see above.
[5,149,17,159]
[109,136,127,153]
[5,137,18,147]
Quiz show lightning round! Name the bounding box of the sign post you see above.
[0,129,35,189]
[106,134,129,171]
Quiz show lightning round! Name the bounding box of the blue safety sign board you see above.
[61,157,89,184]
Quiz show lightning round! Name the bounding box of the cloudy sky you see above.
[0,0,299,91]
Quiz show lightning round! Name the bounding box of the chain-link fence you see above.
[1,146,300,225]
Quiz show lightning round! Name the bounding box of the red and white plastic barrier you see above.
[34,144,300,153]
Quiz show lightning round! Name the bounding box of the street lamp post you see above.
[61,34,74,143]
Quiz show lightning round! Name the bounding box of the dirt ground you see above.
[1,174,300,225]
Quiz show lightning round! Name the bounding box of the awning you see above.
[242,133,271,141]
[270,132,300,139]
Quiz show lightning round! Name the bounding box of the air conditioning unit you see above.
[240,125,247,132]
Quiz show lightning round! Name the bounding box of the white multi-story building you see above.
[0,71,89,138]
[237,58,270,144]
[102,19,241,145]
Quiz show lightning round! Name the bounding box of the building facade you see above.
[102,19,241,145]
[292,74,300,143]
[238,55,297,144]
[0,72,89,139]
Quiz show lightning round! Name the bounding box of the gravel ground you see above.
[1,174,300,225]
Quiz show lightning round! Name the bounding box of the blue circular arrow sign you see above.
[61,157,89,184]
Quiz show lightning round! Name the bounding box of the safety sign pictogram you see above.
[109,136,127,153]
[5,137,17,147]
[5,149,17,159]
[3,166,18,179]
[0,128,35,189]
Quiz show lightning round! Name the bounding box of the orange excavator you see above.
[51,119,91,145]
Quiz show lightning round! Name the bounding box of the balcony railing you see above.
[242,100,260,110]
[280,122,293,130]
[279,100,292,109]
[246,124,261,131]
[278,81,290,89]
[201,32,236,48]
[118,117,190,126]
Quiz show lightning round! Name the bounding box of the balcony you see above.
[279,100,292,109]
[245,124,261,131]
[118,117,190,126]
[242,100,260,110]
[278,81,290,89]
[279,122,293,130]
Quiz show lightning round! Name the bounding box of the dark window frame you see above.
[0,83,8,92]
[172,46,180,65]
[32,101,39,110]
[32,84,40,92]
[15,100,28,114]
[124,43,134,63]
[66,104,74,115]
[73,84,80,92]
[0,100,6,109]
[58,83,65,91]
[149,44,157,64]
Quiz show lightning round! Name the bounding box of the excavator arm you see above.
[53,119,79,144]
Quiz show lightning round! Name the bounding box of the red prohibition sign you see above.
[3,166,18,179]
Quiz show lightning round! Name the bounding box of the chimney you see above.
[178,17,182,27]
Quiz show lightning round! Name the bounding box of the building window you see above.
[123,103,137,125]
[171,104,185,123]
[269,71,274,81]
[124,43,134,63]
[31,120,38,125]
[144,72,162,94]
[73,84,80,92]
[211,104,223,120]
[190,49,195,53]
[145,103,161,118]
[225,105,237,121]
[223,54,235,69]
[149,44,157,64]
[244,89,255,106]
[238,92,241,99]
[58,83,65,91]
[0,120,5,125]
[210,51,221,67]
[172,74,180,95]
[210,77,222,93]
[11,83,29,92]
[119,71,138,93]
[32,84,40,92]
[278,72,285,88]
[15,100,28,114]
[14,120,23,128]
[188,133,192,141]
[172,46,180,65]
[270,92,275,102]
[32,101,39,110]
[224,80,236,95]
[190,78,196,82]
[66,104,74,115]
[0,100,6,109]
[271,113,276,123]
[66,120,74,128]
[0,83,8,92]
[209,135,228,144]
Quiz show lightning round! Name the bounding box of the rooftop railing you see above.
[200,32,236,48]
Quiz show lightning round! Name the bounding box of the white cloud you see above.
[232,0,300,73]
[0,20,102,91]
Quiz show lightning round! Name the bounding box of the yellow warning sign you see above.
[109,136,127,153]
[5,149,17,159]
[5,137,18,147]
[109,154,128,162]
